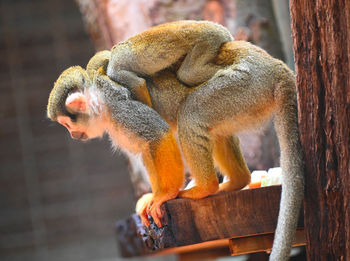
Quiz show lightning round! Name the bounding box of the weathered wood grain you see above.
[116,185,304,257]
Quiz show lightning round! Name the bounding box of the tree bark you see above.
[75,0,286,195]
[290,0,350,259]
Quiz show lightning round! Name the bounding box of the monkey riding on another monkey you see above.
[47,20,304,261]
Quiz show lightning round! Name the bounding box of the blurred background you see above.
[0,0,293,260]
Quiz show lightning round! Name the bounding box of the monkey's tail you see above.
[270,85,305,261]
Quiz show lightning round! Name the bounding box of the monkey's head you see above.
[47,66,107,141]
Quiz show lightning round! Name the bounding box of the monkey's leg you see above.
[177,115,219,199]
[213,135,251,191]
[108,69,153,107]
[177,69,260,198]
[177,42,223,86]
[141,130,184,227]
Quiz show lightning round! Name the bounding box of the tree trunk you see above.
[75,0,286,196]
[290,0,350,259]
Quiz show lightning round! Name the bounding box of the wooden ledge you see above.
[229,229,306,256]
[115,185,304,257]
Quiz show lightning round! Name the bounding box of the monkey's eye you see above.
[67,112,78,122]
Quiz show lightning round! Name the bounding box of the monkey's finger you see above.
[155,204,163,218]
[146,200,154,216]
[140,204,151,227]
[136,195,152,227]
[140,212,150,227]
[152,214,162,228]
[150,204,163,228]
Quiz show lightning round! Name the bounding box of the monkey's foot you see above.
[219,179,250,192]
[136,192,178,228]
[178,181,219,199]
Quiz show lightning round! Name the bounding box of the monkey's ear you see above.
[65,92,87,113]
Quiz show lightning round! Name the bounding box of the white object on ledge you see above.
[261,167,282,187]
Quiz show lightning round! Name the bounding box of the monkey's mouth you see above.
[79,133,88,141]
[71,131,88,141]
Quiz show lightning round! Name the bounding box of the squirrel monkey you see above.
[106,20,233,107]
[47,25,304,261]
[47,65,185,227]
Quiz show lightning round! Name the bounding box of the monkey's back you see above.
[111,20,233,75]
[147,40,295,134]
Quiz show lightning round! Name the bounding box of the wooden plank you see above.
[229,229,306,256]
[115,185,304,257]
[177,244,231,261]
[158,239,229,256]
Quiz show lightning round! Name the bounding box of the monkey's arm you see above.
[106,43,153,107]
[95,74,184,227]
[86,50,153,107]
[110,69,152,107]
[111,100,184,227]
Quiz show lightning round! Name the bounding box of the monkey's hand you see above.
[96,66,107,76]
[136,193,174,227]
[87,65,107,82]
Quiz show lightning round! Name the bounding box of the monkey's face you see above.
[55,91,106,141]
[57,114,105,141]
